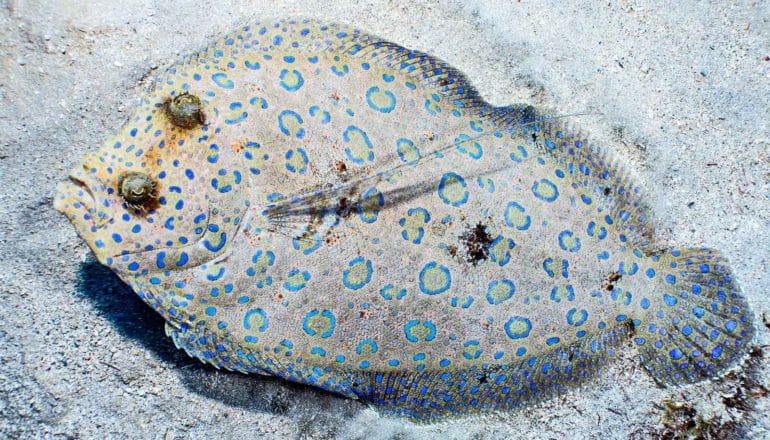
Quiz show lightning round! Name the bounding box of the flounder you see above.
[54,19,754,421]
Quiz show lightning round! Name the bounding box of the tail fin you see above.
[635,248,754,385]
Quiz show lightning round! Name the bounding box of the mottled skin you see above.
[54,19,754,421]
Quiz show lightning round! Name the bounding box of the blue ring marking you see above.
[504,201,531,230]
[320,310,336,338]
[532,178,559,202]
[176,252,188,268]
[485,279,516,305]
[282,268,310,292]
[365,86,396,113]
[418,262,451,295]
[203,232,227,252]
[356,338,379,355]
[342,256,373,290]
[343,125,374,164]
[566,308,588,326]
[558,230,581,252]
[463,340,482,360]
[454,134,483,159]
[308,105,331,124]
[277,110,305,139]
[404,320,437,343]
[396,138,420,165]
[211,73,234,89]
[284,148,309,174]
[437,172,468,207]
[206,267,225,281]
[550,285,575,303]
[489,235,513,267]
[243,308,269,332]
[279,69,304,91]
[302,309,337,339]
[504,316,532,340]
[356,187,384,223]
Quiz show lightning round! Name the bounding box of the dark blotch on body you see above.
[460,222,493,265]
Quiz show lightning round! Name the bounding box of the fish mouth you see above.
[54,171,112,229]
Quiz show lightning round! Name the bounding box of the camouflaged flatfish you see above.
[54,19,754,421]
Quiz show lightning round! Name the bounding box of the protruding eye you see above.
[118,172,156,208]
[167,93,204,128]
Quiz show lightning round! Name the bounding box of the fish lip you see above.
[55,172,112,229]
[68,174,97,208]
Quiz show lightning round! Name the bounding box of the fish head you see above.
[54,66,256,280]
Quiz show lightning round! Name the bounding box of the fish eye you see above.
[166,92,204,128]
[118,172,157,208]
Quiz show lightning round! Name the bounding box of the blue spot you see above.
[156,252,166,269]
[725,320,737,332]
[205,307,216,316]
[669,348,683,360]
[663,294,678,306]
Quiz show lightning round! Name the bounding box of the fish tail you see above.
[634,248,754,385]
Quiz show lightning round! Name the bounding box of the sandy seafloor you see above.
[1,0,768,438]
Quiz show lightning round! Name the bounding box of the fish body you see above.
[54,19,754,421]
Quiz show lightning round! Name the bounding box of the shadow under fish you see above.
[76,257,360,422]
